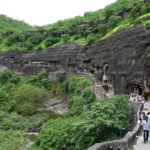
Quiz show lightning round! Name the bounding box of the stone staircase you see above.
[78,72,114,100]
[93,83,114,99]
[93,84,107,99]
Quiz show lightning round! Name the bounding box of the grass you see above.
[100,20,132,40]
[136,13,150,21]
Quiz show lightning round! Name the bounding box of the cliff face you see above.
[0,26,150,98]
[83,27,150,95]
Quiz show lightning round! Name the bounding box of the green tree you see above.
[104,8,114,18]
[44,37,60,47]
[0,130,26,150]
[13,84,49,115]
[98,24,108,35]
[0,69,13,83]
[86,34,97,46]
[0,89,9,103]
[108,15,122,29]
[61,34,70,42]
[35,95,130,150]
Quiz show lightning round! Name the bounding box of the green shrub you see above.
[86,34,97,46]
[104,8,114,18]
[0,89,9,103]
[0,130,26,150]
[10,75,21,84]
[13,84,49,115]
[98,24,108,35]
[108,15,122,29]
[35,116,84,150]
[34,95,131,150]
[69,96,85,114]
[144,20,150,29]
[61,34,70,42]
[82,87,96,104]
[26,42,34,51]
[6,34,19,45]
[68,75,92,95]
[0,69,13,83]
[44,37,60,47]
[69,87,96,114]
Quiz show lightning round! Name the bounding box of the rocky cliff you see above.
[0,26,150,99]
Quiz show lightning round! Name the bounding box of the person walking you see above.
[142,116,150,143]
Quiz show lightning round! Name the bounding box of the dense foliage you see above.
[0,70,95,149]
[67,75,95,114]
[0,69,52,132]
[0,0,149,51]
[32,95,130,150]
[0,130,26,150]
[0,69,131,150]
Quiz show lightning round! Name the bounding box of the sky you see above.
[0,0,117,26]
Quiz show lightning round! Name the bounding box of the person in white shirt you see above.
[142,116,150,143]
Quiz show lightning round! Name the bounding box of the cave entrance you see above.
[128,83,144,96]
[90,69,95,74]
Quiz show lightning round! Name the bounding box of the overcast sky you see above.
[0,0,117,26]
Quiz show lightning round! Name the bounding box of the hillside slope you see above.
[0,1,150,149]
[0,0,149,52]
[0,14,33,34]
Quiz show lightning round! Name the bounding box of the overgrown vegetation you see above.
[0,0,149,51]
[0,69,52,149]
[0,130,26,150]
[0,70,52,131]
[0,69,131,150]
[0,0,142,149]
[0,14,33,34]
[0,69,95,149]
[31,95,130,150]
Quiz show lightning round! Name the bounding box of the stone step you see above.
[93,83,114,99]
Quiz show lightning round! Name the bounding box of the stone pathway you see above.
[133,135,150,150]
[132,101,150,150]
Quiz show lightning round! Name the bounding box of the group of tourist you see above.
[129,93,145,102]
[130,93,150,143]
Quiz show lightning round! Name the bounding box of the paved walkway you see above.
[133,135,150,150]
[132,101,150,150]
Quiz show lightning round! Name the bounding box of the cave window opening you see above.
[130,84,144,96]
[90,70,95,74]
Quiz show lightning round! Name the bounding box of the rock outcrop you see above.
[0,26,150,99]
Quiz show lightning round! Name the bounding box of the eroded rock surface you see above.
[0,27,150,99]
